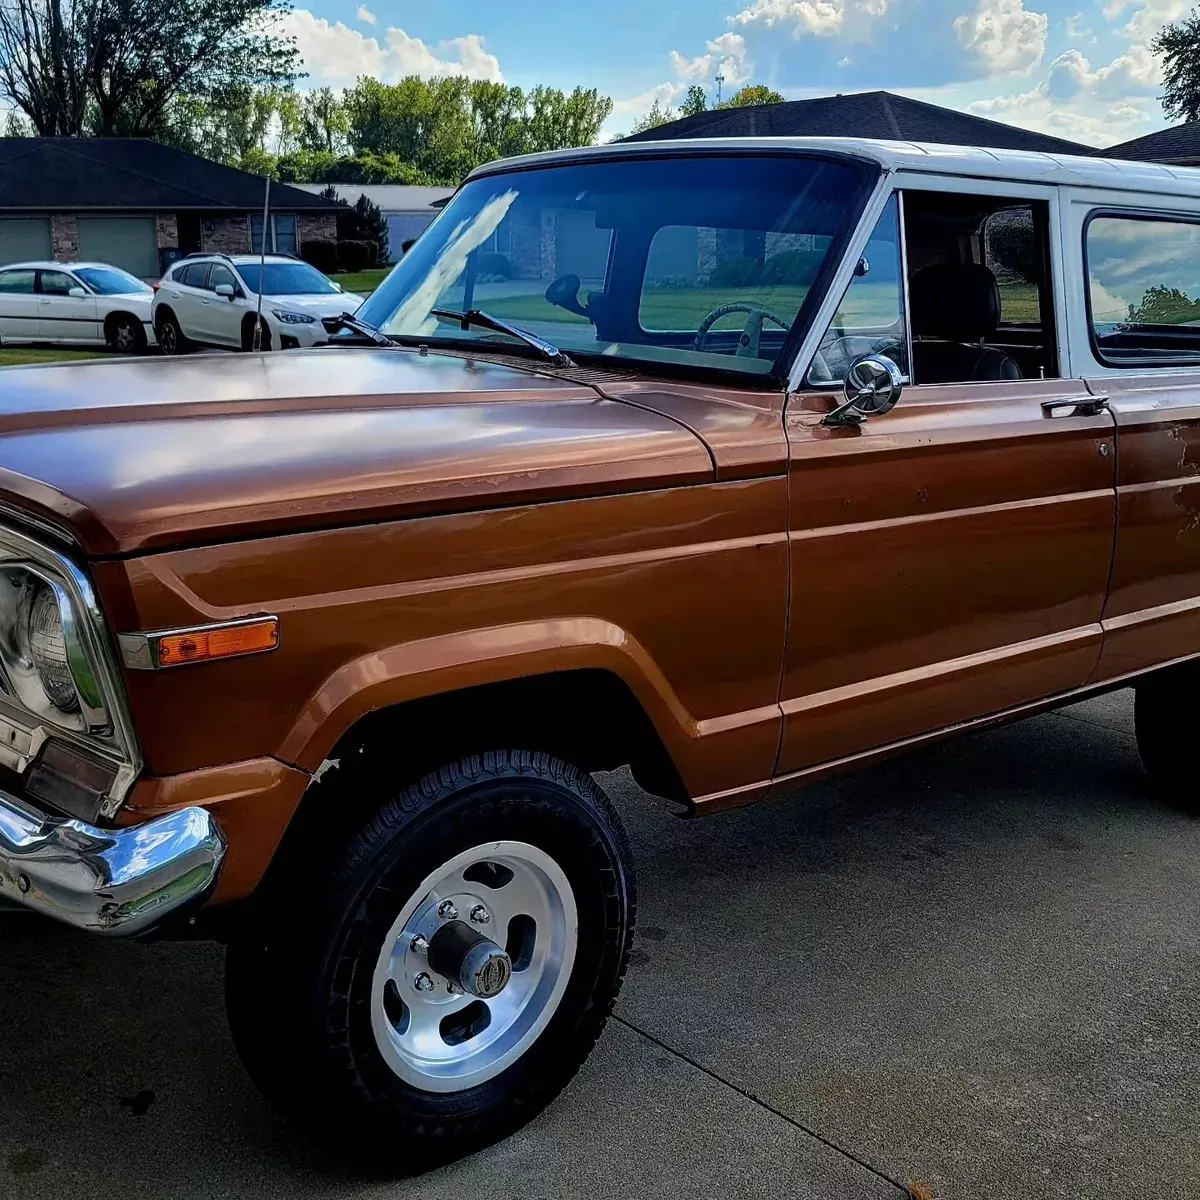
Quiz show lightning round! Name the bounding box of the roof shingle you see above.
[622,91,1091,156]
[0,138,340,211]
[1106,122,1200,164]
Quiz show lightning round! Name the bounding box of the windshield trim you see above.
[364,150,881,386]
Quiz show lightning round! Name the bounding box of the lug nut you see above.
[469,905,490,925]
[447,981,462,995]
[414,972,435,993]
[410,935,429,955]
[437,900,458,920]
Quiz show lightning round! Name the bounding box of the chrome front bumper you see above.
[0,792,225,935]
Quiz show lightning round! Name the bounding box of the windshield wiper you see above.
[321,311,393,346]
[431,308,573,367]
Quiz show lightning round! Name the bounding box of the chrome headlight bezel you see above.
[0,526,141,817]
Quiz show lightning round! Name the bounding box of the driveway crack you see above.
[612,1014,909,1195]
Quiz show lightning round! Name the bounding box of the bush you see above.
[300,239,339,274]
[337,239,374,273]
[759,249,824,287]
[475,252,512,279]
[708,257,762,288]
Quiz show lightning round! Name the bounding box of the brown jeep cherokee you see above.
[1,137,1199,1169]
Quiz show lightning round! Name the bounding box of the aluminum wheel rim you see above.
[370,840,578,1093]
[114,322,135,350]
[160,323,176,353]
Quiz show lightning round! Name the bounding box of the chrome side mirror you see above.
[822,353,904,428]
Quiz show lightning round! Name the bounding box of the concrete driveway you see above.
[2,689,1197,1199]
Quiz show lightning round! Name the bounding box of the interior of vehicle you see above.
[810,190,1058,388]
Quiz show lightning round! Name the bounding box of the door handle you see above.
[1041,396,1109,417]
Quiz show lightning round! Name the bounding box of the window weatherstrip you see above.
[897,190,914,385]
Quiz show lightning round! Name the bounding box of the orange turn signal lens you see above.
[154,618,279,668]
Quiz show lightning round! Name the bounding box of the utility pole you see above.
[715,71,725,106]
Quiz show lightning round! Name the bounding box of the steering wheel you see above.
[694,303,790,359]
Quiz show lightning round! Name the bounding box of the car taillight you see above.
[151,282,161,292]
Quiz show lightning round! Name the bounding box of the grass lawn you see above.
[0,348,113,367]
[332,268,391,296]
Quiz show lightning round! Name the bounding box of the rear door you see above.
[164,262,211,341]
[777,182,1117,776]
[36,269,100,343]
[1069,198,1200,682]
[0,268,39,342]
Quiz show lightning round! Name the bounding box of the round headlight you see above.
[28,584,79,712]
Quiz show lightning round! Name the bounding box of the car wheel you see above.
[241,315,273,352]
[1135,666,1200,811]
[155,312,189,356]
[108,314,146,355]
[225,750,636,1171]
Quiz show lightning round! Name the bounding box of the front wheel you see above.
[107,314,147,354]
[225,750,636,1170]
[241,315,273,352]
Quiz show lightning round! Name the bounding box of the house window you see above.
[251,214,299,255]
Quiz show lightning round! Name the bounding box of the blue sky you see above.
[283,0,1184,146]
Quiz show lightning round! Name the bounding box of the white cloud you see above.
[356,5,375,24]
[966,78,1153,145]
[1116,0,1189,44]
[669,33,751,86]
[281,10,503,87]
[729,0,888,37]
[1048,45,1160,98]
[954,0,1048,75]
[838,54,852,65]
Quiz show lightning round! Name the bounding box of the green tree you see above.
[680,84,708,117]
[1129,283,1200,324]
[300,86,349,153]
[630,98,677,134]
[720,84,785,109]
[1153,11,1200,121]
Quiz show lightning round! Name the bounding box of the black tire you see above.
[225,750,636,1171]
[107,313,147,354]
[1135,666,1200,810]
[241,315,273,352]
[155,310,189,355]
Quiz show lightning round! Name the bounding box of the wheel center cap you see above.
[427,919,512,999]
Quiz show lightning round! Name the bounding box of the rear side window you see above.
[0,270,34,294]
[1086,212,1200,365]
[179,263,209,288]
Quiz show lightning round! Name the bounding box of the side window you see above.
[1086,212,1200,366]
[39,270,76,296]
[984,209,1041,327]
[180,263,209,288]
[208,264,237,292]
[0,270,35,294]
[807,193,908,385]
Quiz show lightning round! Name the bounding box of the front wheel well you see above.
[240,670,686,922]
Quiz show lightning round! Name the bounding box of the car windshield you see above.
[357,153,872,379]
[74,266,151,295]
[237,262,340,296]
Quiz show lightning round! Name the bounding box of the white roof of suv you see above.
[471,135,1200,202]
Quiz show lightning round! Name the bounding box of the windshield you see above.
[357,153,871,378]
[74,266,151,295]
[237,262,340,296]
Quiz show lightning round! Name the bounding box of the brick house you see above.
[0,138,341,278]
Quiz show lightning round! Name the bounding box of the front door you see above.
[37,269,99,343]
[194,262,243,345]
[777,187,1117,776]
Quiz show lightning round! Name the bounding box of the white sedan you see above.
[0,261,156,352]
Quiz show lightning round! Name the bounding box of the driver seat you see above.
[909,262,1021,384]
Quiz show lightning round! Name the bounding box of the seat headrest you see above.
[910,262,1001,342]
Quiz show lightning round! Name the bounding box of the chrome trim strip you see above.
[0,793,225,935]
[120,615,280,671]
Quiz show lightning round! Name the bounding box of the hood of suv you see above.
[265,292,365,318]
[0,347,712,555]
